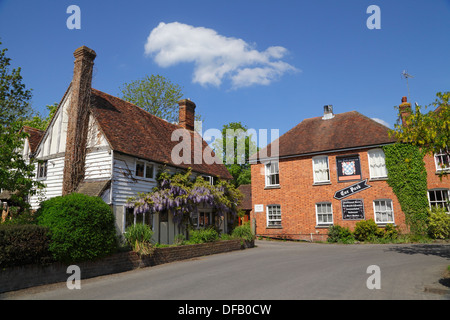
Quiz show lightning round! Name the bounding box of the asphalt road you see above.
[2,240,450,300]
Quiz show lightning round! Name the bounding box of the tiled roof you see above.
[75,180,111,197]
[237,184,252,211]
[252,111,397,161]
[90,89,232,179]
[21,126,44,153]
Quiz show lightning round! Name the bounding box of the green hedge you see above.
[0,224,53,268]
[37,193,118,263]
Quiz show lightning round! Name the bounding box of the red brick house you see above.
[250,100,449,241]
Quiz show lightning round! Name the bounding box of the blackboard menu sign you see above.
[341,199,365,220]
[336,155,361,182]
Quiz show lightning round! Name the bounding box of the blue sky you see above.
[1,0,449,144]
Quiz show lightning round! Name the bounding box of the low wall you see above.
[0,239,254,294]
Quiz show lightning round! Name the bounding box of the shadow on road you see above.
[385,244,450,259]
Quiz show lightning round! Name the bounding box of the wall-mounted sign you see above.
[254,204,264,213]
[334,179,371,200]
[341,199,365,220]
[336,155,362,182]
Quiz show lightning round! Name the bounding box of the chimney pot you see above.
[178,99,196,131]
[322,105,334,120]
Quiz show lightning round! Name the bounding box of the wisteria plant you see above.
[127,168,243,228]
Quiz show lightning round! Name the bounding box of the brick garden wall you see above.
[0,239,253,294]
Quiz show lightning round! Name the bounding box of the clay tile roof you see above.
[237,184,252,210]
[75,180,111,197]
[21,126,45,153]
[89,89,232,179]
[252,111,397,161]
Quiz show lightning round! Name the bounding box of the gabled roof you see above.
[90,89,232,179]
[21,126,44,153]
[252,111,397,161]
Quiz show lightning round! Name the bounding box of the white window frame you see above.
[315,202,333,226]
[191,209,214,229]
[373,199,395,224]
[434,150,450,173]
[266,204,281,227]
[37,160,48,180]
[312,156,330,184]
[265,161,279,187]
[427,189,450,213]
[123,206,153,233]
[201,175,214,185]
[134,159,156,180]
[367,148,388,179]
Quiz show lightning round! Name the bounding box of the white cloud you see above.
[144,22,299,88]
[371,118,391,128]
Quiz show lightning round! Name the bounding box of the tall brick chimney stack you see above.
[178,99,196,131]
[399,96,412,127]
[62,46,96,195]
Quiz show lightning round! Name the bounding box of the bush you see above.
[427,206,450,239]
[0,224,52,268]
[124,223,154,255]
[37,193,118,263]
[231,223,254,242]
[188,227,219,244]
[327,225,354,244]
[383,223,400,240]
[354,219,379,241]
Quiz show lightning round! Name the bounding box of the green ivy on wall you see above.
[383,143,429,235]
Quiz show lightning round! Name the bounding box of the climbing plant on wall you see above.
[127,168,242,228]
[383,143,429,235]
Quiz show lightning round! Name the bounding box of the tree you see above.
[0,41,42,210]
[119,75,184,123]
[0,42,32,125]
[391,92,449,174]
[23,103,58,131]
[212,122,257,187]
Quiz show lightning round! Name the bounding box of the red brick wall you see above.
[251,148,412,241]
[424,153,450,190]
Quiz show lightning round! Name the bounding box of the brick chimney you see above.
[62,46,96,195]
[399,96,411,127]
[178,99,196,131]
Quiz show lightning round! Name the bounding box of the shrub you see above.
[0,224,52,268]
[188,227,219,244]
[37,193,118,263]
[174,233,187,245]
[231,223,254,242]
[124,223,154,255]
[327,225,354,244]
[383,223,400,240]
[427,206,450,239]
[354,219,379,241]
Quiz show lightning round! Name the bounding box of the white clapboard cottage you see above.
[24,46,232,244]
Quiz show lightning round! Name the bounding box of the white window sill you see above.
[265,185,280,190]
